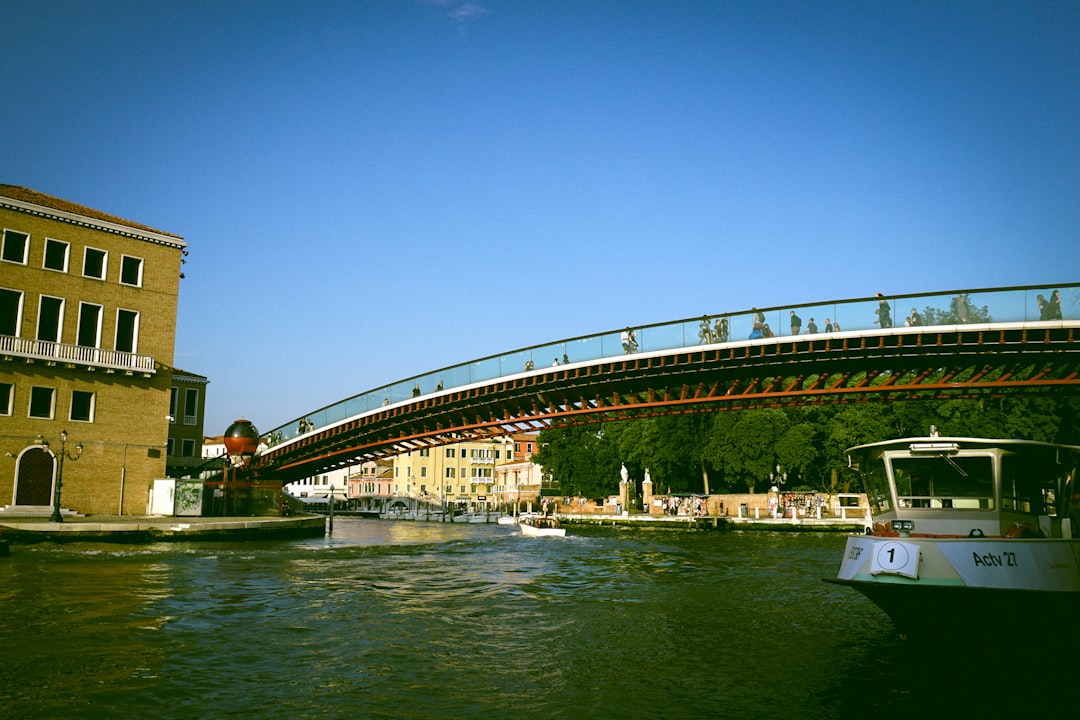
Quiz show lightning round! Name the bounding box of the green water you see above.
[0,520,1054,719]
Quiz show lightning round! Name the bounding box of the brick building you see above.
[0,185,186,516]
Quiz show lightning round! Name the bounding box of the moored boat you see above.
[827,430,1080,641]
[519,515,565,537]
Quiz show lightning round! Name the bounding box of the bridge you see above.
[251,283,1080,482]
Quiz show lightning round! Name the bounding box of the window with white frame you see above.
[82,247,107,280]
[115,309,139,353]
[29,386,55,419]
[37,295,64,343]
[0,287,23,336]
[169,387,178,422]
[70,390,95,422]
[43,238,69,272]
[183,388,199,425]
[77,302,102,347]
[0,382,12,415]
[182,438,196,458]
[120,255,143,287]
[1,229,29,264]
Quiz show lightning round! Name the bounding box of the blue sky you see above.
[3,1,1078,435]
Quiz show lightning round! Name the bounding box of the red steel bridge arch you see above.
[251,284,1080,483]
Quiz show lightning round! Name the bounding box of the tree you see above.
[703,409,790,493]
[533,424,621,498]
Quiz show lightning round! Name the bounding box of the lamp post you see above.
[47,430,83,523]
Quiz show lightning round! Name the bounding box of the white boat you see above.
[519,515,565,537]
[496,514,518,525]
[828,431,1080,641]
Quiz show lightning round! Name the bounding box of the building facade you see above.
[494,432,545,512]
[0,185,185,516]
[166,369,208,478]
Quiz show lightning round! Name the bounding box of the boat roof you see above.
[846,436,1080,456]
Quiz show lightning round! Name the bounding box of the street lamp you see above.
[48,429,83,523]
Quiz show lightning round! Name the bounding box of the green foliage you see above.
[535,396,1079,498]
[921,295,992,325]
[531,424,621,499]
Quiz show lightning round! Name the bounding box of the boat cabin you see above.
[847,435,1079,539]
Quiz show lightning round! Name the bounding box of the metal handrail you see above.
[264,282,1078,445]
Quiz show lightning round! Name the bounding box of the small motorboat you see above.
[827,429,1080,642]
[519,515,565,537]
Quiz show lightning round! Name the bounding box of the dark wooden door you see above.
[15,448,54,505]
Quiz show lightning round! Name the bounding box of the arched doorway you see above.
[14,446,55,507]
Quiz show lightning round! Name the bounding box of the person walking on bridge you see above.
[875,293,892,328]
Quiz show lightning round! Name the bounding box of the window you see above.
[70,390,95,422]
[43,238,69,272]
[37,296,64,343]
[169,387,178,422]
[0,288,22,336]
[420,466,428,478]
[445,467,456,479]
[120,255,143,286]
[892,455,994,510]
[0,382,12,415]
[115,309,139,353]
[420,448,430,457]
[29,386,55,419]
[181,439,196,458]
[77,302,102,347]
[446,448,456,458]
[83,247,107,279]
[2,229,29,264]
[184,388,199,425]
[167,438,175,456]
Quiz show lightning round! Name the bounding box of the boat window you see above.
[892,455,994,510]
[861,460,893,514]
[1001,453,1067,516]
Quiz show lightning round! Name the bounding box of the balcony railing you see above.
[0,334,156,374]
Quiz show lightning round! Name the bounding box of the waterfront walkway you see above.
[0,514,326,543]
[559,512,869,532]
[0,510,868,544]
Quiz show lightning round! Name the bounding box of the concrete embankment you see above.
[0,514,326,543]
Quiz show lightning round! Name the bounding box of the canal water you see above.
[0,520,1051,719]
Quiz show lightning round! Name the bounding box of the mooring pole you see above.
[328,484,334,535]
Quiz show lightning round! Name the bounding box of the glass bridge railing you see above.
[264,283,1077,446]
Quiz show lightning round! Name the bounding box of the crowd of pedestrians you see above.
[661,495,709,517]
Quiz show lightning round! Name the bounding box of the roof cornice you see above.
[0,194,187,249]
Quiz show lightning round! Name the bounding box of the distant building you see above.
[347,459,394,502]
[283,466,351,502]
[495,432,545,512]
[0,185,185,516]
[166,369,208,477]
